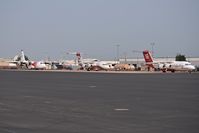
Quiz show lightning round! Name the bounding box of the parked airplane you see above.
[75,52,116,71]
[12,50,47,70]
[143,50,196,73]
[87,61,115,71]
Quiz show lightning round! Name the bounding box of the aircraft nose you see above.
[189,65,196,71]
[192,65,196,70]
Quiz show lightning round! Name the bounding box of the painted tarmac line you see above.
[89,86,97,88]
[114,109,129,111]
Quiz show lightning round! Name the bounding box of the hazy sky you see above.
[0,0,199,60]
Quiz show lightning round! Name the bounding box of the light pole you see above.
[123,52,127,64]
[116,44,120,63]
[132,50,142,66]
[150,42,155,57]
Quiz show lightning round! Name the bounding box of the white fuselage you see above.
[92,61,115,70]
[30,61,46,70]
[154,61,195,72]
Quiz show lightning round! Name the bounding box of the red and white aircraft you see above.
[75,52,115,71]
[143,50,195,73]
[29,61,47,70]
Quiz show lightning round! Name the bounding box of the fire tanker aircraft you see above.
[143,50,195,73]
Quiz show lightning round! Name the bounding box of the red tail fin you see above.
[76,52,81,60]
[143,50,153,63]
[143,50,155,69]
[76,52,82,66]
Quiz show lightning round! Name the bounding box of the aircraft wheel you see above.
[171,70,175,73]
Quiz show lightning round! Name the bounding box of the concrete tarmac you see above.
[0,70,199,133]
